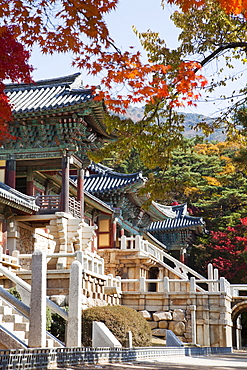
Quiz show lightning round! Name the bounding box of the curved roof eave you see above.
[152,201,177,219]
[0,183,39,213]
[5,73,116,141]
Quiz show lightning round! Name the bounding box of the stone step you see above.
[0,297,65,349]
[14,322,29,332]
[0,304,13,316]
[1,322,14,331]
[12,329,27,342]
[2,314,23,323]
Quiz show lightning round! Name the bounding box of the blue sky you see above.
[30,0,246,117]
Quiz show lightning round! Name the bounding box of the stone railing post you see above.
[140,277,145,293]
[98,257,104,275]
[214,268,219,292]
[190,305,197,345]
[126,331,133,348]
[107,274,113,287]
[116,276,121,291]
[29,250,47,348]
[163,277,170,293]
[135,235,141,251]
[121,235,127,250]
[75,250,83,264]
[12,250,19,265]
[190,277,196,292]
[66,260,82,347]
[208,263,214,292]
[220,277,227,293]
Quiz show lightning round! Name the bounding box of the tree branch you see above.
[195,42,247,73]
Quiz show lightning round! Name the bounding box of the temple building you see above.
[0,74,219,350]
[147,203,205,262]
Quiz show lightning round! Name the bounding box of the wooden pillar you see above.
[26,167,34,196]
[61,152,70,213]
[77,167,84,219]
[180,248,185,263]
[5,158,16,188]
[112,219,117,248]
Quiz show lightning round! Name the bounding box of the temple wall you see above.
[122,291,232,347]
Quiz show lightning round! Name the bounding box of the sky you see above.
[30,0,246,118]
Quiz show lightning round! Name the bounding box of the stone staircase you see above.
[0,296,64,349]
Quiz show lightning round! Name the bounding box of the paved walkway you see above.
[62,351,247,370]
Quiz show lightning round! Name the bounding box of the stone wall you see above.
[122,291,233,347]
[140,309,190,343]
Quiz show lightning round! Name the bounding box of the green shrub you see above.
[8,286,21,300]
[50,306,68,343]
[46,307,52,331]
[82,305,152,347]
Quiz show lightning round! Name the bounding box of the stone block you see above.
[168,321,186,336]
[153,311,172,321]
[184,332,192,339]
[172,309,185,322]
[158,321,168,329]
[177,336,186,342]
[149,321,158,330]
[169,299,188,306]
[139,310,152,321]
[152,328,167,337]
[209,312,220,319]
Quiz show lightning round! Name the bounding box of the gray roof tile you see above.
[5,73,93,114]
[148,203,205,231]
[0,183,39,212]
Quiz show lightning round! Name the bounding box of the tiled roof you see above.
[88,162,114,175]
[152,201,176,219]
[0,183,39,213]
[5,73,93,114]
[82,163,176,221]
[148,203,205,232]
[84,164,144,194]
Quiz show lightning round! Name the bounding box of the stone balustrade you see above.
[120,276,232,295]
[4,249,105,276]
[0,246,20,269]
[120,235,206,281]
[229,284,247,297]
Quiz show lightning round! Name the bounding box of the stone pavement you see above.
[60,351,247,370]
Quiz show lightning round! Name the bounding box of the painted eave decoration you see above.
[5,73,114,139]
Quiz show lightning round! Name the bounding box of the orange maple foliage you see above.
[1,0,246,131]
[0,0,209,130]
[168,0,247,17]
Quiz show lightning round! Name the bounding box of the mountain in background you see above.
[123,106,226,142]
